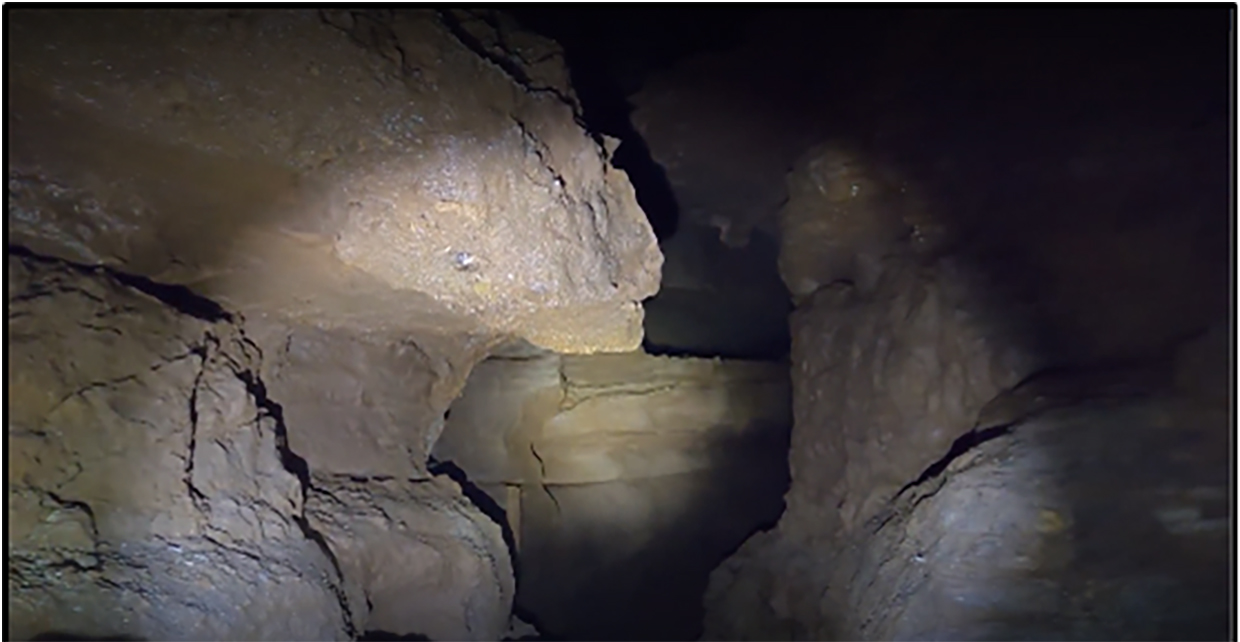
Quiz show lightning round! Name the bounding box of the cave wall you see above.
[8,254,350,640]
[6,9,668,641]
[8,8,661,354]
[7,249,522,641]
[620,8,1232,641]
[433,351,792,640]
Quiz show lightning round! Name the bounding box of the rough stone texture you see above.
[784,258,1035,544]
[844,395,1230,641]
[7,248,521,642]
[777,144,934,300]
[706,383,1231,641]
[699,10,1229,640]
[245,319,492,481]
[306,476,515,641]
[6,13,661,636]
[7,253,349,641]
[434,351,792,640]
[7,8,661,354]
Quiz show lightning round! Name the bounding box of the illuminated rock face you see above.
[7,9,661,354]
[6,254,516,642]
[433,351,792,639]
[6,9,663,641]
[7,255,347,641]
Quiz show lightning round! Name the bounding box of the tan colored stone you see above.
[7,9,661,354]
[306,476,515,641]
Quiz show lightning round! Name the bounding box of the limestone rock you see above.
[7,9,661,354]
[305,475,516,641]
[434,350,792,639]
[7,253,349,641]
[433,353,565,486]
[784,260,1033,541]
[842,396,1229,640]
[436,351,792,487]
[700,11,1228,640]
[777,144,931,299]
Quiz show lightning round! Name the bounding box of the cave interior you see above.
[5,7,1235,642]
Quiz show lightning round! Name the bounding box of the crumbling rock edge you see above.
[8,246,524,640]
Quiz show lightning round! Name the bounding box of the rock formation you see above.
[7,8,661,641]
[683,10,1231,641]
[8,8,661,354]
[7,7,1231,642]
[434,351,791,639]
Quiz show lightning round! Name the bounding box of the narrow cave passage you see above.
[7,8,1229,642]
[431,342,792,641]
[511,8,793,363]
[406,13,796,640]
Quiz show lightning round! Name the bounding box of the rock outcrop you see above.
[682,9,1230,640]
[7,8,664,641]
[8,8,661,354]
[8,253,350,641]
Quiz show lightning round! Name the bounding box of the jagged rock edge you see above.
[228,334,360,640]
[8,245,360,639]
[436,9,581,116]
[7,244,232,322]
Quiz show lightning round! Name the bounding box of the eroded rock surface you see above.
[7,12,662,638]
[306,476,515,641]
[434,351,792,640]
[7,248,519,642]
[244,320,491,481]
[8,253,349,641]
[699,10,1230,640]
[8,8,661,354]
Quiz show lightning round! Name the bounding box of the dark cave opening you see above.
[512,9,794,363]
[432,345,793,641]
[511,9,709,242]
[491,11,798,639]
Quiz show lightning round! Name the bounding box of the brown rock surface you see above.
[697,10,1229,640]
[433,351,792,639]
[7,247,520,642]
[6,13,663,634]
[306,475,515,641]
[7,253,350,641]
[7,8,661,354]
[244,320,492,480]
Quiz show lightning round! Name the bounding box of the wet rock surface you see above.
[7,8,661,353]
